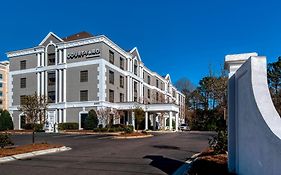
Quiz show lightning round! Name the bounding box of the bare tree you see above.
[18,93,48,144]
[96,108,121,127]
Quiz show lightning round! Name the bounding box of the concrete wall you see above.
[227,56,281,175]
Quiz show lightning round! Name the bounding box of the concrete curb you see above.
[172,152,201,175]
[113,134,153,139]
[60,131,121,136]
[0,146,71,163]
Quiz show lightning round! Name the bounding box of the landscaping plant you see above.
[0,110,13,131]
[84,109,99,130]
[0,133,14,148]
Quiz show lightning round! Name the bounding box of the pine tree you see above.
[84,109,99,130]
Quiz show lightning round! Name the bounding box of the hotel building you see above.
[0,61,9,110]
[7,32,185,131]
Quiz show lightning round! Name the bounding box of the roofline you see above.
[39,32,64,46]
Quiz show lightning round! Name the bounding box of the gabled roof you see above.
[39,32,63,46]
[165,74,172,83]
[63,31,94,42]
[129,47,142,62]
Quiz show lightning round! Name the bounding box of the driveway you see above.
[0,131,214,175]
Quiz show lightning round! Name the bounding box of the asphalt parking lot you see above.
[0,131,214,175]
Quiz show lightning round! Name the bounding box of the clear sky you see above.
[1,0,281,85]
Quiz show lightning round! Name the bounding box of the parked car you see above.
[179,123,190,131]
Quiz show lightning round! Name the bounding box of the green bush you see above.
[58,123,79,130]
[23,123,44,132]
[0,110,13,131]
[0,133,14,148]
[124,125,134,133]
[209,129,228,154]
[84,110,99,130]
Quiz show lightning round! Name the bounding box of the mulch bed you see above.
[188,149,235,175]
[0,143,62,157]
[120,132,148,137]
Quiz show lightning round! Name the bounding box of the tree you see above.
[18,93,48,143]
[0,110,13,131]
[175,77,195,107]
[268,57,281,115]
[133,106,145,131]
[96,108,120,128]
[84,109,99,130]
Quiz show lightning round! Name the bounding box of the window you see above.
[109,50,114,64]
[109,89,114,103]
[156,79,159,88]
[147,75,150,85]
[80,70,88,82]
[48,72,55,86]
[109,70,114,84]
[20,78,26,88]
[120,93,124,102]
[80,90,88,101]
[120,76,124,88]
[48,91,55,103]
[20,95,27,105]
[0,74,2,80]
[120,57,124,70]
[0,91,2,96]
[0,99,2,105]
[156,92,159,101]
[20,60,26,70]
[148,89,150,99]
[48,53,55,65]
[134,81,137,93]
[134,61,138,75]
[0,83,2,88]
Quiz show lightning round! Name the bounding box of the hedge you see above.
[58,123,79,130]
[23,123,44,132]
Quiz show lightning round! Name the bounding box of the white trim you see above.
[129,47,142,62]
[79,111,88,130]
[7,47,44,58]
[39,32,63,46]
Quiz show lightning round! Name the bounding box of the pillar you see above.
[175,112,179,131]
[59,70,62,102]
[169,111,173,131]
[145,112,148,130]
[132,111,135,130]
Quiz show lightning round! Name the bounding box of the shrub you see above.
[23,123,44,132]
[209,129,228,154]
[0,110,13,131]
[58,123,79,130]
[84,110,99,130]
[124,125,134,134]
[0,133,14,148]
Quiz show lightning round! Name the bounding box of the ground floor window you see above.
[80,113,88,129]
[20,115,26,129]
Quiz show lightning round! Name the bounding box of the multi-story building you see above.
[7,32,185,131]
[0,61,9,110]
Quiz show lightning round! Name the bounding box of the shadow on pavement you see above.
[152,145,180,150]
[143,155,184,175]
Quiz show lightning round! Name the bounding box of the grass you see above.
[0,143,62,157]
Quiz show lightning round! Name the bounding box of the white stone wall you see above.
[227,56,281,175]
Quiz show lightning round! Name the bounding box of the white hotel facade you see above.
[7,32,185,131]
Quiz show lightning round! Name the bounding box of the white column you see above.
[45,71,48,96]
[41,72,44,95]
[127,76,130,101]
[63,109,66,122]
[132,111,135,130]
[59,70,62,102]
[175,112,179,131]
[41,53,45,66]
[145,112,148,130]
[37,72,40,95]
[55,70,58,103]
[63,49,67,63]
[59,50,62,64]
[63,69,66,102]
[169,111,173,131]
[59,109,62,123]
[37,53,40,67]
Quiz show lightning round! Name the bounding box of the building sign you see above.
[67,49,100,59]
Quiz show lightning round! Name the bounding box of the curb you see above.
[113,134,153,139]
[0,146,71,163]
[172,152,200,175]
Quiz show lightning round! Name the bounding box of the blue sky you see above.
[1,0,281,85]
